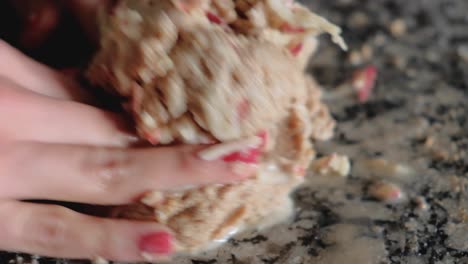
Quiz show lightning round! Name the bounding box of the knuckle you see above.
[22,206,70,252]
[85,147,133,194]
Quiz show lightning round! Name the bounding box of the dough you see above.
[86,0,344,254]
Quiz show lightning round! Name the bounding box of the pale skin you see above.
[0,0,256,262]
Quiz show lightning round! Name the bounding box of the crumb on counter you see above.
[359,158,412,178]
[92,257,109,264]
[368,181,404,203]
[389,19,407,37]
[311,153,351,177]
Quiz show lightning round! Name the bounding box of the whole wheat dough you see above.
[87,0,344,254]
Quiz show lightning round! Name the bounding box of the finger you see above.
[9,0,61,49]
[0,40,95,103]
[66,0,111,45]
[0,76,135,146]
[0,141,257,204]
[0,201,174,262]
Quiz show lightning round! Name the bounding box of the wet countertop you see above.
[2,0,468,263]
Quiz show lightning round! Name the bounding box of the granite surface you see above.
[2,0,468,263]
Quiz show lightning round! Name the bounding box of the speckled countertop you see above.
[2,0,468,263]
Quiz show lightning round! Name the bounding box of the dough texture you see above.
[87,0,344,254]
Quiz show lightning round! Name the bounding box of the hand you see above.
[0,41,256,261]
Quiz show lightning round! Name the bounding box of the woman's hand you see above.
[0,41,256,262]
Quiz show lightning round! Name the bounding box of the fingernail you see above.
[139,231,173,259]
[198,136,262,162]
[257,130,269,150]
[222,147,261,163]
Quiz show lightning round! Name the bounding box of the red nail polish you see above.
[206,11,223,24]
[221,131,267,163]
[352,65,377,103]
[222,148,260,163]
[142,129,160,145]
[289,42,304,56]
[139,232,173,255]
[236,98,250,121]
[198,132,268,162]
[257,130,268,150]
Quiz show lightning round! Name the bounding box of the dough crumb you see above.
[368,181,404,203]
[311,153,351,177]
[92,257,109,264]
